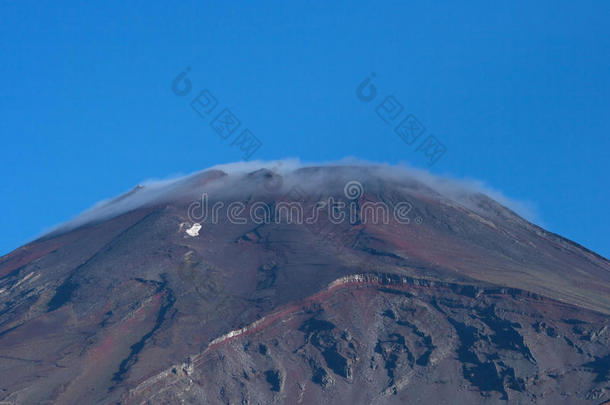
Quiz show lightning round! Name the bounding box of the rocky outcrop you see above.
[0,166,608,404]
[124,273,610,404]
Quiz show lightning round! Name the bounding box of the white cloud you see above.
[42,159,539,236]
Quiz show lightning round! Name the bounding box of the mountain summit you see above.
[1,165,608,404]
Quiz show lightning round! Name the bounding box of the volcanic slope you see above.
[0,165,608,404]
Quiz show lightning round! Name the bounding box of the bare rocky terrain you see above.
[0,165,608,404]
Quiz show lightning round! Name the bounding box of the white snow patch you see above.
[186,223,202,237]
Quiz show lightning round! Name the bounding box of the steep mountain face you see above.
[0,165,608,404]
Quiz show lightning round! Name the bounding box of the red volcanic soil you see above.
[0,166,608,404]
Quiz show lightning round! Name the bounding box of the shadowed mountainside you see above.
[0,165,608,404]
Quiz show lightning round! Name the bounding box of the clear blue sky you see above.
[1,1,608,257]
